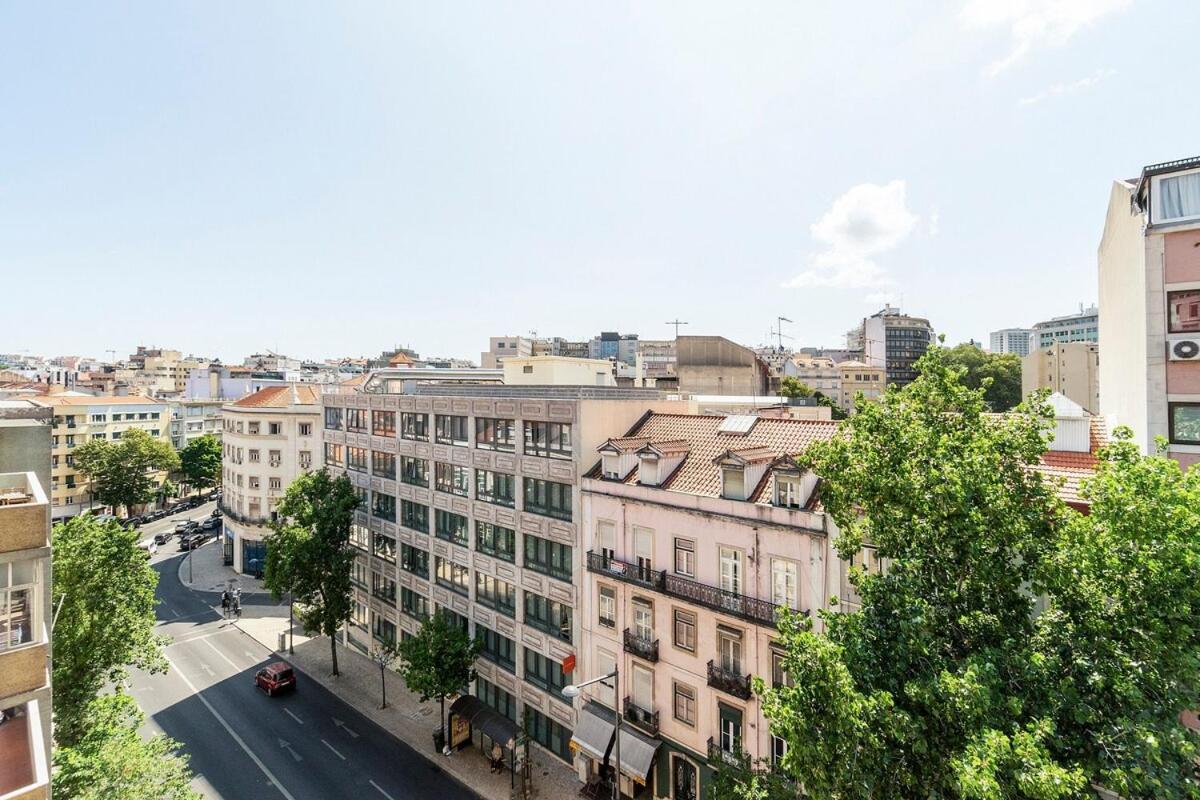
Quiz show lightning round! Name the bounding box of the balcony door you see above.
[632,598,653,642]
[633,527,653,581]
[631,663,653,711]
[672,756,697,800]
[719,703,742,753]
[718,628,743,674]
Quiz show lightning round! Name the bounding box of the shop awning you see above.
[449,695,519,748]
[568,703,660,784]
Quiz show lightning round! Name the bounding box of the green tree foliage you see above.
[757,348,1200,799]
[778,377,813,398]
[52,515,167,747]
[933,342,1023,411]
[53,693,200,800]
[178,434,222,492]
[707,752,799,800]
[811,391,849,420]
[264,469,358,676]
[395,609,481,744]
[72,428,179,514]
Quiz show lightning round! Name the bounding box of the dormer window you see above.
[1153,168,1200,224]
[602,454,622,479]
[639,455,660,486]
[721,466,746,501]
[776,475,802,509]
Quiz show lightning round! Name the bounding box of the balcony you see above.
[622,628,659,662]
[0,699,50,800]
[707,660,752,700]
[585,552,664,592]
[623,697,659,736]
[0,473,50,554]
[707,736,746,769]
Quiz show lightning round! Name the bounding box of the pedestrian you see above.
[221,591,230,618]
[232,597,242,620]
[490,741,504,773]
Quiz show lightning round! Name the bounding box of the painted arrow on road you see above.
[332,718,360,738]
[278,738,303,762]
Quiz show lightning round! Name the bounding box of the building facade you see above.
[219,386,321,573]
[852,307,935,388]
[1099,156,1200,468]
[835,360,885,411]
[989,328,1034,356]
[31,395,171,521]
[576,413,843,799]
[167,398,225,450]
[1030,306,1099,351]
[321,385,685,768]
[0,402,53,800]
[675,337,770,397]
[481,337,537,370]
[1022,343,1100,415]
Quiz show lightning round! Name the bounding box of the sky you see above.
[3,1,1198,363]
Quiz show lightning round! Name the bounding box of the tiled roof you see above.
[1032,416,1108,507]
[600,436,652,453]
[601,413,840,499]
[713,446,777,465]
[640,439,691,456]
[230,385,321,408]
[32,394,163,406]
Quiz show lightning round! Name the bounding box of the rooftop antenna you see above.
[106,349,116,362]
[665,319,689,338]
[770,316,794,350]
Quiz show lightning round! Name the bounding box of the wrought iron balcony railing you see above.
[622,628,659,662]
[585,551,664,591]
[707,660,752,700]
[623,697,659,736]
[707,736,747,769]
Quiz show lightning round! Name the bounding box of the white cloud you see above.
[1018,67,1116,105]
[783,180,918,290]
[960,0,1130,76]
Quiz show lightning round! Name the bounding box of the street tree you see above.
[757,348,1200,799]
[395,609,481,749]
[263,468,358,676]
[179,434,222,494]
[53,693,200,800]
[72,428,179,515]
[371,639,400,709]
[931,342,1023,411]
[52,515,167,747]
[777,377,813,398]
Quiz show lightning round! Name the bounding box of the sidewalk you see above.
[177,538,266,595]
[236,618,580,800]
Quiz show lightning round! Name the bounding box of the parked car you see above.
[153,530,175,545]
[174,520,199,534]
[254,662,296,696]
[178,533,203,551]
[136,538,158,558]
[200,517,221,532]
[210,508,222,519]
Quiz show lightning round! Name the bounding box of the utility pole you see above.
[665,319,689,338]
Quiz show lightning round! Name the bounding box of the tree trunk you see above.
[380,661,387,708]
[440,695,446,743]
[330,632,339,676]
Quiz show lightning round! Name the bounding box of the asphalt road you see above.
[128,500,479,800]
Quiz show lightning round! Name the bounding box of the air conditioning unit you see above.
[1169,338,1200,361]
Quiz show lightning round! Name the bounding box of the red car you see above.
[254,662,296,696]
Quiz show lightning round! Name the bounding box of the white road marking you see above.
[369,780,396,800]
[284,709,303,725]
[163,652,298,800]
[202,637,241,671]
[321,739,346,760]
[200,663,214,676]
[156,609,217,625]
[332,718,360,738]
[278,738,303,763]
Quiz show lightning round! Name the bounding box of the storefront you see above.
[569,702,661,798]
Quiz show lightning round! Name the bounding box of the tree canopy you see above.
[757,347,1200,799]
[264,468,359,676]
[396,608,480,743]
[778,377,814,398]
[72,428,179,514]
[930,342,1023,411]
[52,515,167,746]
[178,434,222,491]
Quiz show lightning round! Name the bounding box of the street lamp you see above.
[562,669,620,800]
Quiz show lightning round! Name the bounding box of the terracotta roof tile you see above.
[230,385,321,408]
[599,436,652,453]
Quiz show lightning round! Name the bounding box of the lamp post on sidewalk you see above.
[563,669,620,800]
[288,591,294,654]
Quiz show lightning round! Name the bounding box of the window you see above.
[476,469,515,507]
[268,422,281,435]
[1155,170,1200,222]
[400,587,429,620]
[721,466,745,500]
[346,446,368,472]
[720,547,742,595]
[1169,403,1200,445]
[523,653,568,700]
[90,413,106,423]
[674,538,695,577]
[0,561,37,652]
[372,616,396,646]
[524,592,572,643]
[373,532,396,563]
[524,705,571,762]
[268,449,281,466]
[673,682,696,726]
[249,477,260,490]
[477,626,516,672]
[775,475,802,509]
[351,600,368,628]
[371,573,396,603]
[350,524,370,551]
[249,449,261,463]
[299,422,312,437]
[596,520,615,561]
[673,609,696,651]
[325,407,343,430]
[372,451,396,480]
[523,534,572,582]
[718,627,744,674]
[435,557,469,595]
[400,412,428,441]
[598,585,616,628]
[435,462,469,496]
[400,500,428,532]
[719,704,743,755]
[632,597,653,641]
[346,408,368,434]
[478,677,518,721]
[476,417,515,451]
[269,477,281,490]
[475,573,516,616]
[772,735,787,767]
[351,485,368,508]
[771,559,798,610]
[299,451,312,469]
[324,443,343,470]
[435,509,468,546]
[372,410,395,437]
[1168,289,1200,333]
[371,493,395,522]
[435,414,468,445]
[400,543,429,578]
[400,456,428,487]
[476,521,516,562]
[524,421,573,458]
[771,647,792,689]
[523,478,572,521]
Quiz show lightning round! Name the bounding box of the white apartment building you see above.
[1030,306,1099,351]
[989,328,1033,356]
[167,398,224,450]
[220,386,321,573]
[480,337,536,370]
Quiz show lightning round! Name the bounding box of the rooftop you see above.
[229,384,321,408]
[30,394,165,407]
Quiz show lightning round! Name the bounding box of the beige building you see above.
[0,403,53,800]
[481,336,537,370]
[502,356,618,387]
[675,337,770,396]
[168,398,225,451]
[220,385,321,573]
[30,394,171,521]
[321,383,685,773]
[836,360,885,411]
[120,347,210,395]
[1022,342,1099,415]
